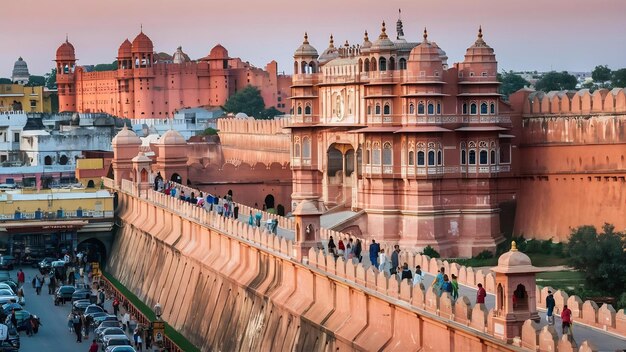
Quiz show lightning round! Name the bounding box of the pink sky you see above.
[3,0,626,78]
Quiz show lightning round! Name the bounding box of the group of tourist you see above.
[327,236,364,262]
[545,290,573,337]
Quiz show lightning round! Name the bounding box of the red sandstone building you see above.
[289,21,515,257]
[55,31,291,117]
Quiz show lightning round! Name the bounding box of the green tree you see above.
[258,106,282,120]
[534,71,577,92]
[0,78,12,84]
[25,75,46,87]
[45,68,57,90]
[497,71,530,100]
[199,127,218,136]
[591,65,612,86]
[567,224,626,295]
[93,61,118,72]
[222,85,266,118]
[612,68,626,88]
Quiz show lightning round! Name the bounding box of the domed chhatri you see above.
[157,129,186,145]
[294,32,319,57]
[493,241,542,274]
[132,30,154,53]
[12,57,30,84]
[118,39,132,59]
[112,125,141,146]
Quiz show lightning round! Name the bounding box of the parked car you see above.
[0,284,14,296]
[105,346,136,352]
[1,303,22,316]
[72,299,91,313]
[0,257,15,271]
[55,286,75,304]
[94,320,122,336]
[101,335,131,351]
[0,290,17,305]
[84,304,104,317]
[92,314,118,328]
[72,289,91,302]
[0,282,16,296]
[97,327,125,342]
[0,273,10,283]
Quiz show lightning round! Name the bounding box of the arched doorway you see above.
[264,194,275,210]
[77,238,107,264]
[59,155,69,165]
[87,180,95,188]
[170,173,182,183]
[326,143,355,206]
[513,284,528,311]
[277,204,285,216]
[44,156,52,165]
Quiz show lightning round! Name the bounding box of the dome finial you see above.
[65,33,69,43]
[140,23,143,33]
[379,21,388,39]
[423,27,428,42]
[303,32,309,44]
[478,25,483,39]
[329,34,334,47]
[364,30,369,41]
[511,241,518,252]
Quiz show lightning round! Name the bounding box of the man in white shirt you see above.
[412,265,424,287]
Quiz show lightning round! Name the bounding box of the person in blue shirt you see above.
[369,240,380,267]
[441,274,453,297]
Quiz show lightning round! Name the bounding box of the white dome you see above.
[235,112,249,119]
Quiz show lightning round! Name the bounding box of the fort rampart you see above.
[104,178,620,351]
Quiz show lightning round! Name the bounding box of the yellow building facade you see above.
[0,84,53,113]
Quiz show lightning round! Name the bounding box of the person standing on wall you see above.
[561,304,573,337]
[476,283,486,304]
[327,236,336,257]
[546,290,556,325]
[369,240,380,267]
[413,265,424,287]
[390,245,400,275]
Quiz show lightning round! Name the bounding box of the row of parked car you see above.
[60,284,136,352]
[0,271,27,351]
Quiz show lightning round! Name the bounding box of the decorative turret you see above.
[55,37,77,112]
[154,129,188,185]
[407,28,443,79]
[319,34,339,64]
[361,30,372,54]
[396,9,405,40]
[112,126,142,186]
[131,28,154,68]
[460,26,497,80]
[370,21,396,52]
[293,199,322,261]
[11,57,30,85]
[293,32,319,74]
[491,241,543,342]
[117,39,132,69]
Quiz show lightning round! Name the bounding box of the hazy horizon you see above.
[3,0,626,78]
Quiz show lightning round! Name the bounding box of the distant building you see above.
[0,84,53,113]
[11,57,30,85]
[55,32,291,118]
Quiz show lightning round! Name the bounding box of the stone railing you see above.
[163,181,295,230]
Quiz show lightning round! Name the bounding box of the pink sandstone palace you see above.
[55,30,291,117]
[103,19,625,258]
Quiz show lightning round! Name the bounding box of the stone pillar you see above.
[292,199,322,261]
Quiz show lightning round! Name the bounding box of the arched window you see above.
[437,150,442,165]
[408,150,415,166]
[367,105,372,115]
[366,149,371,164]
[371,58,377,71]
[294,61,298,74]
[470,103,477,115]
[358,59,363,72]
[388,57,395,71]
[297,104,302,115]
[375,104,381,115]
[418,102,425,115]
[427,102,434,115]
[469,150,476,165]
[417,151,425,166]
[364,59,370,72]
[490,102,496,114]
[59,155,68,165]
[383,103,390,115]
[480,102,488,115]
[379,57,387,71]
[294,141,301,158]
[462,103,468,115]
[461,150,467,165]
[409,103,415,115]
[301,61,307,74]
[382,142,392,165]
[304,104,312,115]
[309,61,317,74]
[437,103,441,115]
[302,137,311,158]
[428,150,435,166]
[372,143,381,164]
[480,150,488,164]
[490,150,496,165]
[44,155,52,165]
[399,58,407,70]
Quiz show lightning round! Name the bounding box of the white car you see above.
[0,284,14,296]
[0,289,17,305]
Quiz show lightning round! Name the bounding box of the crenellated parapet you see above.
[514,88,626,116]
